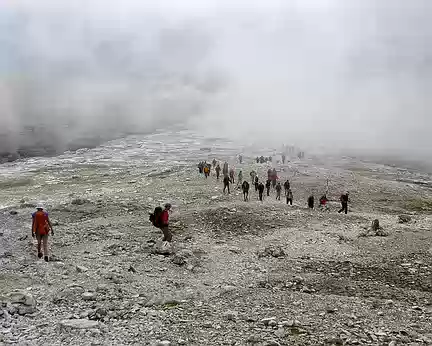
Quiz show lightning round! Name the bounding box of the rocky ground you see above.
[1,134,432,346]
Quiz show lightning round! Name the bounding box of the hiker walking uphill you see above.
[203,164,210,178]
[282,153,286,164]
[223,161,229,177]
[265,179,271,196]
[242,181,250,201]
[307,195,315,209]
[276,182,282,200]
[229,167,235,183]
[238,170,243,186]
[212,158,217,167]
[250,170,256,185]
[339,192,349,214]
[149,203,173,242]
[284,179,290,195]
[258,182,265,201]
[215,164,221,180]
[31,204,54,262]
[223,175,231,194]
[254,176,259,191]
[286,188,293,205]
[320,194,329,210]
[271,168,277,188]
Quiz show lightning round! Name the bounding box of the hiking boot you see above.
[38,252,43,259]
[44,256,49,262]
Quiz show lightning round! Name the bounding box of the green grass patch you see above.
[405,198,432,212]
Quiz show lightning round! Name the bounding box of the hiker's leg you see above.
[162,226,172,242]
[42,235,49,257]
[36,234,42,257]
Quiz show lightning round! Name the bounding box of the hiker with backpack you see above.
[223,175,231,194]
[31,204,54,262]
[242,180,250,201]
[149,203,173,242]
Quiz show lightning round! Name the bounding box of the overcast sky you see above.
[1,0,431,159]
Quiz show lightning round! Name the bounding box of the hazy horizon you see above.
[1,0,431,161]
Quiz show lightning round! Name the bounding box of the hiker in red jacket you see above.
[31,204,54,262]
[160,203,173,242]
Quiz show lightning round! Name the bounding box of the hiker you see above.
[198,162,204,174]
[258,182,265,201]
[212,158,217,167]
[259,156,265,164]
[256,157,260,163]
[229,167,235,183]
[223,175,231,194]
[238,170,243,185]
[338,192,349,214]
[271,168,277,188]
[265,179,271,196]
[267,169,272,182]
[319,194,329,210]
[286,188,293,205]
[160,203,173,242]
[250,170,256,185]
[203,164,210,178]
[242,181,250,201]
[276,182,282,200]
[238,155,243,164]
[223,161,229,177]
[31,204,54,262]
[254,176,259,191]
[307,195,315,209]
[268,156,272,162]
[282,154,286,164]
[215,164,221,180]
[284,179,290,196]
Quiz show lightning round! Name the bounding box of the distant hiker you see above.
[338,192,349,214]
[286,188,293,205]
[259,156,265,164]
[268,156,272,162]
[160,203,173,242]
[250,170,256,185]
[242,181,250,201]
[319,194,329,210]
[229,168,235,183]
[267,169,272,181]
[258,182,265,201]
[284,179,290,196]
[282,154,286,164]
[265,179,271,196]
[307,195,315,209]
[212,158,217,167]
[276,182,282,200]
[254,176,259,191]
[271,168,277,188]
[215,164,221,180]
[203,165,210,178]
[223,162,229,177]
[238,155,243,164]
[256,157,259,163]
[238,170,243,185]
[32,204,54,262]
[223,175,231,194]
[198,162,204,174]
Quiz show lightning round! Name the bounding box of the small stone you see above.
[274,328,285,338]
[18,306,36,315]
[388,341,396,346]
[224,311,238,321]
[8,291,36,307]
[76,265,89,273]
[9,211,18,215]
[262,317,277,326]
[59,319,99,330]
[82,292,97,301]
[398,215,412,223]
[155,341,171,346]
[265,341,281,346]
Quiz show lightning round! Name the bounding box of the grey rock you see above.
[82,292,97,301]
[7,291,36,307]
[71,198,90,205]
[59,319,99,330]
[261,317,277,326]
[9,210,18,215]
[398,215,412,223]
[274,328,285,338]
[155,341,171,346]
[171,250,194,265]
[18,305,36,315]
[264,341,281,346]
[76,265,89,273]
[388,341,397,346]
[224,310,238,321]
[258,246,285,258]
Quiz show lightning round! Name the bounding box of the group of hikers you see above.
[199,158,350,214]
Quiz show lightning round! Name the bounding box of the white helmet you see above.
[36,204,44,210]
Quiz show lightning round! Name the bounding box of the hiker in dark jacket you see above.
[338,192,349,214]
[215,164,221,180]
[276,182,282,200]
[223,175,231,194]
[258,182,265,201]
[265,179,271,196]
[254,176,259,191]
[284,180,290,195]
[242,181,250,201]
[286,188,293,205]
[307,195,315,209]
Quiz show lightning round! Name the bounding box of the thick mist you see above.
[1,0,431,160]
